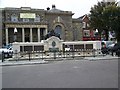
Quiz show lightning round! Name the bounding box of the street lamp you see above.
[94,29,99,40]
[95,29,98,33]
[14,28,17,42]
[95,29,99,36]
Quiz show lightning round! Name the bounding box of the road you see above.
[2,59,118,88]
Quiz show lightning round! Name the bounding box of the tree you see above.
[89,1,120,41]
[89,2,107,39]
[103,5,120,42]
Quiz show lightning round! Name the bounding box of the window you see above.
[74,44,84,49]
[83,22,86,28]
[83,30,90,37]
[24,46,32,51]
[34,46,44,51]
[85,44,93,49]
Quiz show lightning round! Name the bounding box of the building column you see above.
[5,28,8,45]
[30,28,33,42]
[22,28,25,42]
[38,28,40,42]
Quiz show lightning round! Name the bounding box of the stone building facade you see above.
[1,5,83,46]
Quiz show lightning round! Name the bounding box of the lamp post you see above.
[95,29,98,36]
[95,29,98,33]
[95,29,99,40]
[14,28,17,42]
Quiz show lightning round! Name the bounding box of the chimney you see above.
[52,4,56,9]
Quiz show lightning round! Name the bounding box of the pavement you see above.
[0,55,119,66]
[84,55,119,60]
[0,60,48,66]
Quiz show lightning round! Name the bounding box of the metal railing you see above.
[1,49,104,62]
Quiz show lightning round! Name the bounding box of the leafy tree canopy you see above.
[89,1,120,41]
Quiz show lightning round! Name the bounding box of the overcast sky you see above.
[0,0,119,18]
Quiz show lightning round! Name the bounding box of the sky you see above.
[0,0,119,18]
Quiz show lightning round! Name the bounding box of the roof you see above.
[78,14,89,22]
[46,5,63,13]
[46,5,73,15]
[49,8,63,13]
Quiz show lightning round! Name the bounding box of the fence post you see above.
[93,49,96,57]
[53,51,56,59]
[42,51,43,60]
[83,49,85,58]
[28,51,31,61]
[63,50,65,58]
[72,49,74,59]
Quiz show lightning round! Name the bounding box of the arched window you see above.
[54,25,62,38]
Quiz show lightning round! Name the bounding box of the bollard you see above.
[2,51,4,62]
[42,51,43,60]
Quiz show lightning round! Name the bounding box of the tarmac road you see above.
[2,59,118,88]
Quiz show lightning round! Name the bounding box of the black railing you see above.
[2,48,120,62]
[1,49,104,62]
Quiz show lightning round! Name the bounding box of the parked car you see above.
[109,42,120,56]
[108,43,115,48]
[101,47,109,55]
[101,41,114,55]
[0,47,13,58]
[101,41,114,48]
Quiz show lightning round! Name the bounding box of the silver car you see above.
[0,47,13,58]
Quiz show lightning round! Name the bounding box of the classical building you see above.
[1,5,83,46]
